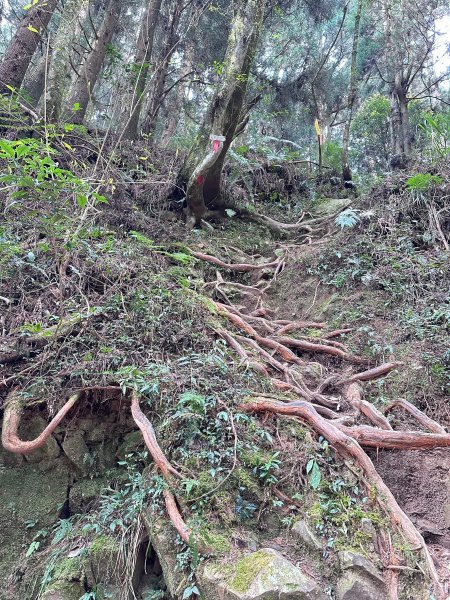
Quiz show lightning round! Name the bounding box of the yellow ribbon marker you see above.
[314,119,321,137]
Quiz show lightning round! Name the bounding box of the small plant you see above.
[405,173,443,193]
[335,208,360,229]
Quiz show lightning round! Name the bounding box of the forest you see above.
[0,0,449,599]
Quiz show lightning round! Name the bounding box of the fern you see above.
[335,208,360,229]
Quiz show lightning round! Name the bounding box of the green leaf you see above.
[77,194,88,208]
[310,461,321,490]
[26,540,40,557]
[26,25,40,34]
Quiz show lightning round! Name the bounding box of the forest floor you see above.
[0,133,449,599]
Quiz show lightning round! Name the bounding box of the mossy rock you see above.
[41,557,85,600]
[69,477,108,515]
[85,535,123,587]
[198,548,328,599]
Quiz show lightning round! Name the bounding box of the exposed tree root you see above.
[344,362,402,383]
[272,334,367,364]
[190,249,280,272]
[384,398,446,435]
[240,398,444,598]
[344,383,393,430]
[2,390,80,453]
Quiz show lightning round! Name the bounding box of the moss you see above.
[233,467,260,495]
[200,530,231,556]
[52,557,84,582]
[89,534,119,556]
[230,550,273,593]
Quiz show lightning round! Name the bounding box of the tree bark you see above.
[122,0,163,140]
[45,0,90,121]
[0,0,60,95]
[65,0,121,124]
[341,0,363,183]
[22,54,47,107]
[141,0,182,137]
[179,0,266,227]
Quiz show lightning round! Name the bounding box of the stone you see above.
[69,477,107,515]
[336,572,388,600]
[85,535,123,587]
[62,431,91,475]
[20,415,60,463]
[116,430,144,461]
[291,519,323,551]
[361,518,377,540]
[145,516,188,598]
[198,547,327,600]
[41,556,85,600]
[338,551,384,584]
[336,551,387,600]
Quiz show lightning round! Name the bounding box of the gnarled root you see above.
[240,397,444,598]
[190,249,280,272]
[2,390,80,453]
[384,398,446,435]
[131,392,203,550]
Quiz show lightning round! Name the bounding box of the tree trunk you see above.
[65,0,121,124]
[0,0,60,95]
[22,54,47,107]
[180,0,266,227]
[142,0,182,137]
[341,0,363,183]
[45,0,90,121]
[161,41,194,145]
[122,0,163,140]
[396,79,411,156]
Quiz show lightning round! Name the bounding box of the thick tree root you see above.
[240,398,444,598]
[344,383,393,430]
[2,390,80,453]
[190,249,280,272]
[384,398,446,435]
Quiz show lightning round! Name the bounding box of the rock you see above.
[62,431,91,475]
[20,415,60,463]
[336,572,388,600]
[338,551,384,584]
[41,557,85,600]
[116,430,144,461]
[312,198,350,217]
[145,516,188,597]
[291,519,323,551]
[361,518,377,540]
[85,535,123,587]
[198,548,327,600]
[336,551,387,600]
[69,477,107,514]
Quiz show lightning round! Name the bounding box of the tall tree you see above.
[180,0,266,227]
[0,0,60,95]
[122,0,163,140]
[341,0,363,182]
[141,0,183,136]
[45,0,90,121]
[65,0,121,124]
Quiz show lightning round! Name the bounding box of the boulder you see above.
[198,547,327,600]
[336,551,387,600]
[291,519,323,551]
[145,516,188,597]
[20,415,60,463]
[62,431,91,475]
